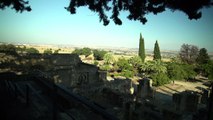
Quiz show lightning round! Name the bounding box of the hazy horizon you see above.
[0,0,213,52]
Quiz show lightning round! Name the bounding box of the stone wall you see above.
[136,78,154,100]
[27,54,102,87]
[173,90,202,113]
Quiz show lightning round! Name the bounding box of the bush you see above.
[111,63,119,72]
[120,70,134,78]
[25,47,39,54]
[100,64,111,71]
[0,44,17,54]
[93,60,99,66]
[72,47,92,57]
[182,64,196,80]
[93,49,107,60]
[167,62,185,80]
[53,49,60,54]
[167,62,196,81]
[199,61,213,80]
[140,60,167,75]
[104,53,114,64]
[128,56,142,74]
[151,72,170,86]
[43,49,52,54]
[116,57,133,71]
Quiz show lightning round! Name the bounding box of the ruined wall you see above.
[74,63,99,86]
[26,54,101,87]
[173,91,201,113]
[137,78,154,100]
[106,78,135,95]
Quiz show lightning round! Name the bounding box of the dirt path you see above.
[156,80,210,95]
[153,80,211,109]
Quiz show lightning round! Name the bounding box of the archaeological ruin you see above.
[0,53,212,120]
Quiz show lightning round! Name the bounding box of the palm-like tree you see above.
[140,60,167,74]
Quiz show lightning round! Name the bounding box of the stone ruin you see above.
[25,54,102,87]
[173,90,202,113]
[136,78,154,100]
[19,54,213,120]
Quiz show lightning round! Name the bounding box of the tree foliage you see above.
[25,47,39,54]
[65,0,213,25]
[167,62,186,80]
[53,49,61,54]
[139,60,170,86]
[179,44,199,64]
[167,62,196,81]
[199,61,213,79]
[0,44,17,54]
[93,49,107,60]
[116,57,133,71]
[151,72,170,86]
[182,64,196,80]
[128,56,142,68]
[153,40,161,60]
[2,0,212,26]
[196,48,210,64]
[72,47,92,57]
[104,53,114,64]
[120,70,134,78]
[140,60,167,75]
[0,0,31,12]
[43,49,53,54]
[138,33,145,62]
[100,64,111,71]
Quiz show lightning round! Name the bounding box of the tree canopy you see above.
[179,44,199,64]
[72,47,92,57]
[1,0,212,26]
[93,49,107,60]
[43,49,53,54]
[196,48,210,64]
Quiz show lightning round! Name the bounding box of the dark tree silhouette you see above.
[65,0,213,25]
[0,0,31,12]
[0,0,212,25]
[138,33,145,62]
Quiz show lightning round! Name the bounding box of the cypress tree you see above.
[153,40,161,60]
[138,33,145,62]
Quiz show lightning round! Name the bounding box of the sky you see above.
[0,0,213,52]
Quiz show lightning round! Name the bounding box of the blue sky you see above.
[0,0,213,52]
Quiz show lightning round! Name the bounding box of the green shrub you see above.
[140,60,167,75]
[0,44,17,54]
[104,53,115,64]
[120,70,134,78]
[167,62,196,81]
[93,60,99,66]
[25,47,39,54]
[100,64,111,71]
[167,62,185,80]
[200,61,213,80]
[151,72,170,86]
[128,56,142,68]
[93,50,107,60]
[182,64,196,80]
[117,57,133,71]
[72,47,92,57]
[43,49,52,54]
